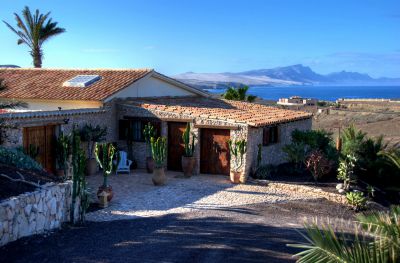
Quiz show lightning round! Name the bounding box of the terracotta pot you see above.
[230,171,241,184]
[181,156,195,178]
[55,169,65,177]
[86,158,98,176]
[146,157,154,173]
[97,185,113,202]
[152,167,166,186]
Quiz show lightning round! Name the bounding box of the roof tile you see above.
[0,68,152,101]
[121,97,312,127]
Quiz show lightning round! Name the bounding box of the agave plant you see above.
[288,206,400,263]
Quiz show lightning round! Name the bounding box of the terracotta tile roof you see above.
[0,108,106,120]
[0,68,152,101]
[121,97,312,127]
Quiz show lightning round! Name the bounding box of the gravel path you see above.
[86,171,320,221]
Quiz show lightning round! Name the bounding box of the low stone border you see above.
[0,180,79,246]
[249,179,348,205]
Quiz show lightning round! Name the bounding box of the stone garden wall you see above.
[0,181,79,247]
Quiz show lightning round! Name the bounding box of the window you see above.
[263,126,279,146]
[63,75,101,87]
[119,118,161,142]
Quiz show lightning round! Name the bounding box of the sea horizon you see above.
[205,85,400,102]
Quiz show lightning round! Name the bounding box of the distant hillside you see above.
[0,65,20,68]
[174,64,400,88]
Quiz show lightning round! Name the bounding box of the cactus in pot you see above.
[228,139,247,183]
[143,122,156,173]
[181,122,196,177]
[150,136,167,185]
[94,142,116,205]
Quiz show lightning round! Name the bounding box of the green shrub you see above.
[253,165,275,179]
[0,146,42,171]
[292,129,333,153]
[341,125,399,189]
[282,142,308,168]
[286,130,338,167]
[337,154,357,190]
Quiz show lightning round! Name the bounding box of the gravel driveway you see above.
[86,170,321,221]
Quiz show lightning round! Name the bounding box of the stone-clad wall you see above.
[0,181,79,247]
[1,102,117,149]
[117,104,243,174]
[246,118,312,171]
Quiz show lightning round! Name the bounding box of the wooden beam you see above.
[194,124,239,130]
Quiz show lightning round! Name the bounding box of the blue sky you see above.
[1,0,399,77]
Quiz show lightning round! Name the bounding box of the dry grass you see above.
[313,102,400,145]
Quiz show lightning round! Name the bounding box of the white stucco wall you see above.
[3,99,103,111]
[106,75,197,100]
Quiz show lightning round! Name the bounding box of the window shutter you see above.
[263,127,270,146]
[119,120,130,140]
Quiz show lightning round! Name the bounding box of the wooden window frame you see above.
[119,117,161,142]
[262,126,279,146]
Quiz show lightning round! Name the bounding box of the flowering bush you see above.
[304,150,333,181]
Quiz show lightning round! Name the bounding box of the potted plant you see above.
[143,122,156,173]
[94,142,116,204]
[181,122,196,177]
[150,136,167,186]
[228,139,247,183]
[80,124,107,175]
[55,133,69,177]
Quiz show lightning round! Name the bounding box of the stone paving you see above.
[86,170,321,222]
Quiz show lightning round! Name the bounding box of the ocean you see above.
[205,86,400,102]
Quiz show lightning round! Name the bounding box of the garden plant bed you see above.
[0,164,62,201]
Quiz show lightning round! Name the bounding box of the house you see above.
[0,68,312,179]
[277,96,317,106]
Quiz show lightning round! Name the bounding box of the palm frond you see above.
[289,207,400,263]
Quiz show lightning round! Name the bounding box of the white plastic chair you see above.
[115,151,132,175]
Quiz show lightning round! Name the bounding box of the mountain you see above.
[0,65,20,68]
[239,64,330,83]
[173,64,400,88]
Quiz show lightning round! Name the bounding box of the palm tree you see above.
[3,6,65,68]
[380,150,400,170]
[341,124,367,156]
[223,85,257,102]
[288,206,400,263]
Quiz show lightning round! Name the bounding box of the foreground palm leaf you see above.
[3,6,65,67]
[288,206,400,263]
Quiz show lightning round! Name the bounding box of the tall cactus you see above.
[228,139,247,172]
[94,142,116,187]
[143,122,156,157]
[70,126,89,224]
[150,137,167,168]
[182,122,196,157]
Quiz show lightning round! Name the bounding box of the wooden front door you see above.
[167,122,186,171]
[200,129,230,175]
[23,125,56,173]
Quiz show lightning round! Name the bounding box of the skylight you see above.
[63,75,101,88]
